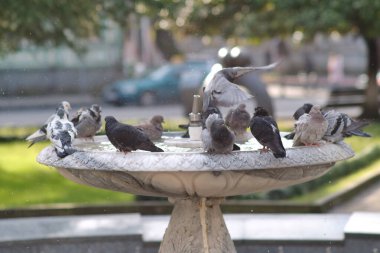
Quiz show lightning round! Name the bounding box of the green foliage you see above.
[0,0,134,54]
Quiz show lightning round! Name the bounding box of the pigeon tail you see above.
[149,145,164,152]
[345,129,371,138]
[284,132,295,140]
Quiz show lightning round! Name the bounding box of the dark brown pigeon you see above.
[250,107,286,158]
[105,116,163,153]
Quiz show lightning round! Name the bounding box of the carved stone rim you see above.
[37,135,355,172]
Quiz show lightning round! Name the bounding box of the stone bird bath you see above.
[37,134,354,253]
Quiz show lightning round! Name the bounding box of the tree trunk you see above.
[360,37,379,119]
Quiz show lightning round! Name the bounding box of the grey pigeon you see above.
[250,107,286,158]
[71,104,102,139]
[105,116,163,153]
[136,115,164,141]
[202,62,279,111]
[293,105,328,146]
[26,101,71,147]
[322,110,371,143]
[225,103,252,143]
[201,113,235,154]
[46,107,77,158]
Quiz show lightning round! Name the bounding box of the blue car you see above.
[102,61,212,106]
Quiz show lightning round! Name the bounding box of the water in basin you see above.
[73,132,294,153]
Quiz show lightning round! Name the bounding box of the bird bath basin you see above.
[37,133,354,253]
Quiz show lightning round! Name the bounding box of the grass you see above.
[293,158,380,202]
[0,141,132,208]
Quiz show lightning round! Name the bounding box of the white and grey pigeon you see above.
[225,103,252,143]
[202,62,279,111]
[71,104,102,140]
[322,110,371,143]
[136,115,164,141]
[201,113,235,154]
[47,107,77,158]
[293,105,328,146]
[250,107,286,158]
[26,101,71,147]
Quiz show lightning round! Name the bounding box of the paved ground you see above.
[0,85,362,127]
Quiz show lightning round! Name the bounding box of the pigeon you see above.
[26,101,71,147]
[136,115,164,141]
[250,107,286,158]
[284,103,314,140]
[201,113,235,154]
[292,105,328,146]
[105,116,163,153]
[46,107,77,158]
[322,110,371,143]
[225,103,252,143]
[71,104,102,139]
[202,62,279,111]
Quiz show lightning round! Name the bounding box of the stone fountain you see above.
[37,134,354,253]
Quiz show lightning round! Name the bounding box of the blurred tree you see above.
[0,0,183,60]
[0,0,135,54]
[178,0,380,118]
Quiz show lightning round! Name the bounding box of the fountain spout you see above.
[188,94,202,141]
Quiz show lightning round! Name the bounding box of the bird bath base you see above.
[37,134,354,253]
[160,197,234,253]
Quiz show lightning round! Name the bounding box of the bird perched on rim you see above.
[71,104,102,140]
[46,107,77,158]
[201,113,235,154]
[322,110,371,143]
[284,103,314,140]
[292,105,328,146]
[225,103,252,143]
[250,107,286,158]
[26,101,71,147]
[105,116,163,153]
[136,115,165,141]
[202,62,279,112]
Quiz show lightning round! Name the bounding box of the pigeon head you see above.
[91,104,101,113]
[254,107,270,117]
[237,103,246,110]
[205,113,222,130]
[61,101,71,112]
[105,116,118,125]
[309,105,322,115]
[151,115,164,125]
[56,108,66,119]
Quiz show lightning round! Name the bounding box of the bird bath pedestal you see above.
[37,134,354,253]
